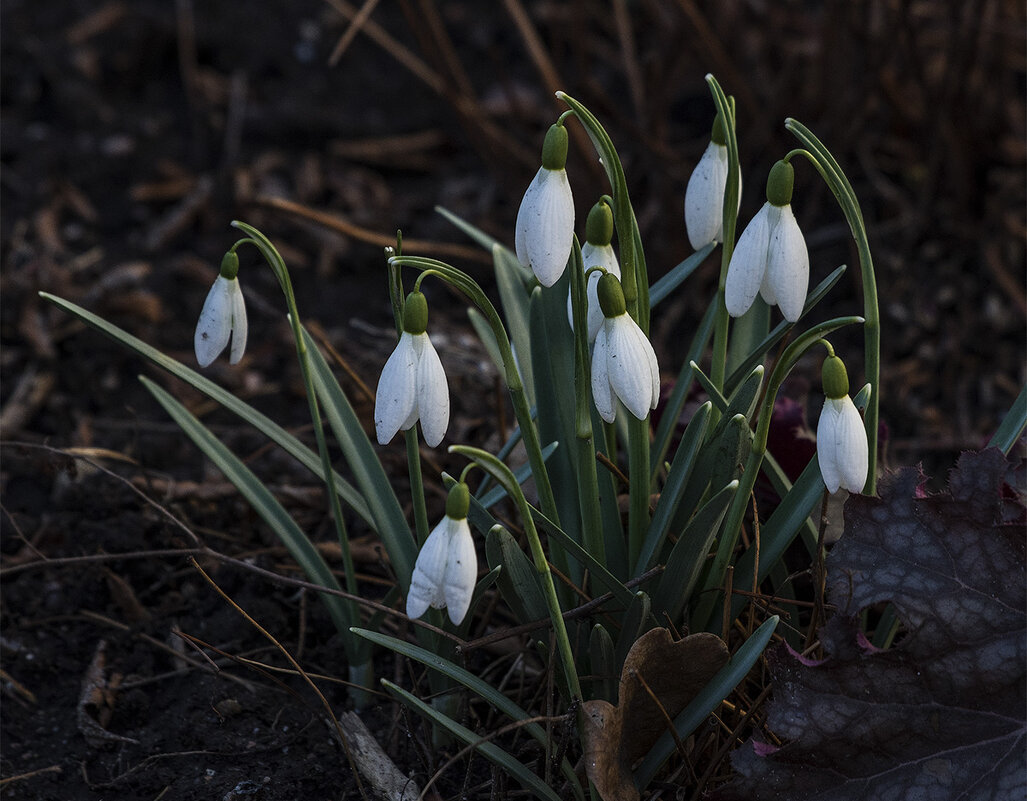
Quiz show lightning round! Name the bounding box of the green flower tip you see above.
[710,111,728,146]
[402,291,428,334]
[822,355,850,399]
[446,482,470,519]
[766,160,794,207]
[541,123,569,170]
[585,200,614,246]
[219,251,240,280]
[597,273,626,318]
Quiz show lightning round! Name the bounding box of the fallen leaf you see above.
[714,449,1026,801]
[583,628,729,801]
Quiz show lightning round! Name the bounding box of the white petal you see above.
[374,332,418,445]
[518,167,574,287]
[817,397,868,494]
[590,325,616,424]
[227,278,248,365]
[685,142,728,250]
[194,276,234,367]
[443,518,477,625]
[413,333,450,447]
[765,204,809,322]
[568,243,621,343]
[606,315,658,421]
[725,204,773,318]
[406,520,451,619]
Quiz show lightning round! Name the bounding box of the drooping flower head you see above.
[725,159,809,322]
[406,482,477,625]
[516,122,575,287]
[194,251,248,367]
[816,353,869,494]
[567,199,621,343]
[374,291,450,447]
[684,111,740,251]
[590,274,660,424]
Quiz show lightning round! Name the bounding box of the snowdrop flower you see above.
[684,111,740,250]
[725,160,809,322]
[195,251,248,367]
[374,291,449,447]
[567,199,621,343]
[406,483,477,625]
[516,123,575,287]
[817,353,869,494]
[591,274,660,423]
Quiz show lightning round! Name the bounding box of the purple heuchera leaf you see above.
[713,449,1026,801]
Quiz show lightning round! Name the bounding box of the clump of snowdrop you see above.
[194,251,248,367]
[817,350,869,494]
[725,159,809,322]
[374,290,450,447]
[516,122,575,287]
[590,273,660,423]
[406,482,477,625]
[684,111,739,251]
[567,199,621,343]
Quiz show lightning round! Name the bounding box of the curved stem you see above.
[229,221,362,648]
[388,255,561,528]
[450,445,582,703]
[693,315,864,630]
[785,119,880,494]
[706,75,741,409]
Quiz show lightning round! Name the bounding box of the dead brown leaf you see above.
[583,628,729,801]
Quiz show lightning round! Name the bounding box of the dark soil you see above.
[2,1,1024,799]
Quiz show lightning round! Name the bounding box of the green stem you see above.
[693,315,864,631]
[568,237,605,573]
[784,120,880,494]
[450,445,582,703]
[388,255,561,528]
[706,75,741,412]
[229,222,363,655]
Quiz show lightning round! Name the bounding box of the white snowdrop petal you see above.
[406,521,451,619]
[568,243,621,343]
[227,278,248,365]
[522,168,575,287]
[415,334,450,447]
[816,399,843,493]
[832,396,869,493]
[515,168,544,267]
[685,142,723,251]
[725,204,773,318]
[374,333,418,445]
[194,276,234,367]
[443,519,477,625]
[766,204,809,323]
[590,325,616,424]
[607,315,657,421]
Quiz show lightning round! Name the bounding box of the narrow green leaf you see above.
[613,591,653,671]
[477,442,559,510]
[139,377,359,651]
[435,205,510,261]
[493,244,536,407]
[300,326,416,588]
[486,525,549,625]
[468,306,505,373]
[39,293,374,526]
[989,383,1027,455]
[589,624,617,702]
[648,243,716,307]
[724,265,847,394]
[352,628,584,801]
[651,300,717,474]
[634,616,779,788]
[653,480,738,622]
[381,679,565,801]
[637,402,712,573]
